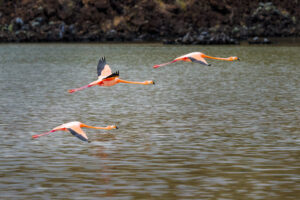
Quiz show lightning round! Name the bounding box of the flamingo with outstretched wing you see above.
[32,121,117,142]
[69,57,154,93]
[153,52,239,68]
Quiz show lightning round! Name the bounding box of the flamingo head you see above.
[228,56,240,61]
[145,80,155,85]
[109,125,118,129]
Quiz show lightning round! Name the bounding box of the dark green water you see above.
[0,43,299,199]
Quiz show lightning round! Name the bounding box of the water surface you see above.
[0,43,299,199]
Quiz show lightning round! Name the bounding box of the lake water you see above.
[0,43,299,199]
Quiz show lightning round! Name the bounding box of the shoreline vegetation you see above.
[0,0,299,45]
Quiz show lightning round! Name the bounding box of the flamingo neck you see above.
[203,54,231,61]
[117,79,153,85]
[81,124,108,130]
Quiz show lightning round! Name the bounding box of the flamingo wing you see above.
[97,57,112,78]
[176,52,210,66]
[67,128,89,142]
[187,56,210,66]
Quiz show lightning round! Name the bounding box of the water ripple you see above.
[0,43,299,199]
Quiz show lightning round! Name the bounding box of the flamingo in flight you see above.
[32,121,117,142]
[153,52,240,68]
[68,57,154,93]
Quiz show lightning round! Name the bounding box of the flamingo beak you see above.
[237,58,240,61]
[152,81,155,85]
[110,125,118,129]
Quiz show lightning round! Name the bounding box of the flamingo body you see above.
[97,71,120,87]
[153,52,239,68]
[88,76,118,87]
[68,57,154,93]
[99,78,118,87]
[32,121,117,142]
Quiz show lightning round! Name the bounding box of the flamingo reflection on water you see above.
[68,57,155,93]
[32,121,117,142]
[153,52,240,68]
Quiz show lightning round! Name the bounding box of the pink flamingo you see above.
[32,121,117,142]
[69,57,154,93]
[153,52,239,68]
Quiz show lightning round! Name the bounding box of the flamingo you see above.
[68,57,155,93]
[32,121,117,142]
[153,52,240,68]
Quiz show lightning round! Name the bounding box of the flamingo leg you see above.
[68,84,93,93]
[117,79,154,85]
[32,130,57,139]
[153,60,178,68]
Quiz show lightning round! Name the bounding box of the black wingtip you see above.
[100,57,106,64]
[67,128,89,142]
[97,57,107,76]
[104,71,119,79]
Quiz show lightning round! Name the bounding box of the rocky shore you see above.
[0,0,299,44]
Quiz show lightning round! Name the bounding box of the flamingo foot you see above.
[68,89,76,93]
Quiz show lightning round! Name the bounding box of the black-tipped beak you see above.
[153,81,155,85]
[88,140,91,143]
[116,126,119,129]
[237,58,240,61]
[208,64,211,66]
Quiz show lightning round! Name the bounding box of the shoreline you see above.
[0,37,299,46]
[1,1,298,46]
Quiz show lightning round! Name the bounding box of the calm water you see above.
[0,43,299,199]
